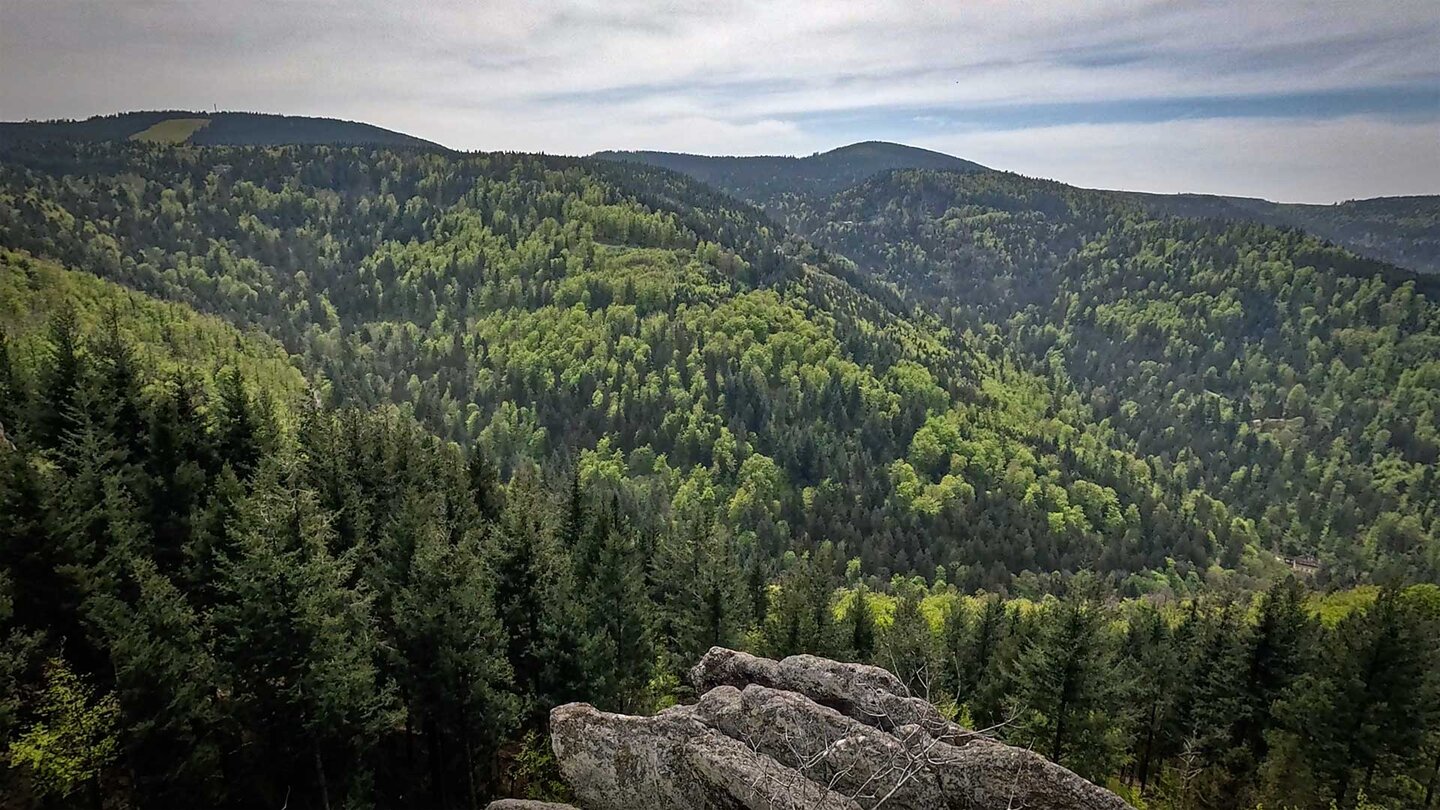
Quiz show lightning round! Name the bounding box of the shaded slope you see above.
[609,141,1439,277]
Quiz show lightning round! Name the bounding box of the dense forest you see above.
[593,142,987,203]
[1124,192,1440,276]
[0,131,1438,809]
[0,139,1310,589]
[0,293,1435,809]
[652,166,1440,585]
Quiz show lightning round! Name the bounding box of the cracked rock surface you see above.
[488,647,1132,810]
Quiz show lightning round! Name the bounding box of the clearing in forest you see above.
[129,117,211,143]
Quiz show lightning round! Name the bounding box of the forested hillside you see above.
[605,147,1440,277]
[595,141,987,205]
[2,278,1434,808]
[1125,192,1440,275]
[0,139,1290,588]
[625,164,1440,585]
[1,132,1438,810]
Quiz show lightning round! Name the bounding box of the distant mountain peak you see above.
[0,110,443,150]
[592,141,987,202]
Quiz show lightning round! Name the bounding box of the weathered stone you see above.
[691,684,947,809]
[689,648,955,737]
[547,648,1131,810]
[890,727,1132,810]
[550,701,860,810]
[485,801,581,810]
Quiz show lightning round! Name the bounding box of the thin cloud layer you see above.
[2,0,1437,201]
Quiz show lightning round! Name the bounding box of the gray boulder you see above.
[541,647,1131,810]
[550,701,860,810]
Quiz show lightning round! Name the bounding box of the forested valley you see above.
[0,135,1437,810]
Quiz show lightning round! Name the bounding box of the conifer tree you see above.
[762,555,835,658]
[692,524,745,658]
[142,372,213,574]
[492,465,592,721]
[586,517,652,711]
[848,584,877,663]
[392,508,518,806]
[1234,578,1310,766]
[212,367,260,478]
[0,330,19,445]
[83,513,223,806]
[1276,588,1436,806]
[210,464,397,809]
[1007,580,1129,780]
[881,583,935,696]
[1121,602,1180,791]
[34,305,84,451]
[466,442,504,524]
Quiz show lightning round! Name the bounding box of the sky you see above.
[2,0,1438,202]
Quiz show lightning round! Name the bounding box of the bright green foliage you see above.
[0,140,1276,589]
[2,135,1439,810]
[762,553,838,658]
[7,659,119,801]
[0,250,304,403]
[763,168,1440,585]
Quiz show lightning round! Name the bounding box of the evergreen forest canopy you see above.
[0,120,1436,810]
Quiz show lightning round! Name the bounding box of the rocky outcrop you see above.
[490,647,1132,810]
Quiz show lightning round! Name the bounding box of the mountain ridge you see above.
[0,110,443,150]
[607,143,1440,275]
[593,140,988,201]
[6,108,1432,274]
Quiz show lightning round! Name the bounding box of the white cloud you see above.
[1,0,1437,200]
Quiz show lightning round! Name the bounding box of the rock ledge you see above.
[490,647,1131,810]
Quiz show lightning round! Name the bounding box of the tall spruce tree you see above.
[33,305,83,452]
[1007,581,1129,780]
[210,464,397,809]
[848,584,877,663]
[392,508,518,807]
[1276,588,1436,806]
[881,583,935,697]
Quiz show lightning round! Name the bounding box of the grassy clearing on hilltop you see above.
[128,117,211,144]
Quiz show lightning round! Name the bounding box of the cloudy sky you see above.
[2,0,1437,202]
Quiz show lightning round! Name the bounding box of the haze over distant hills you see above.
[1121,191,1440,275]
